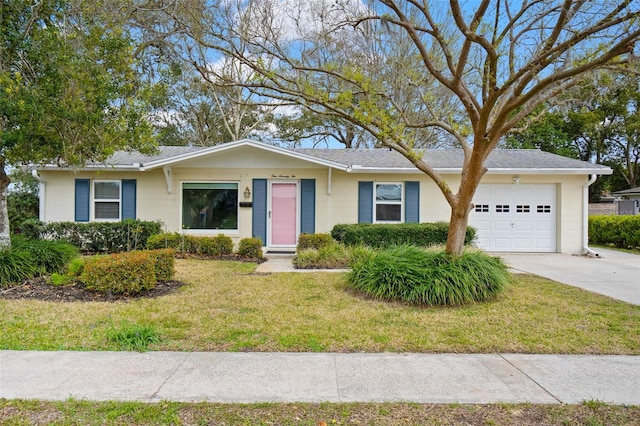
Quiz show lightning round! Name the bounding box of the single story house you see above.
[612,187,640,201]
[33,139,612,254]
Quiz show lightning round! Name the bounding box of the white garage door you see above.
[469,184,557,252]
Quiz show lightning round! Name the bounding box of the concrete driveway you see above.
[499,248,640,305]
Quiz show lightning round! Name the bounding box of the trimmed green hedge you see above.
[81,249,176,295]
[237,238,264,259]
[331,222,476,248]
[21,219,162,253]
[297,233,334,251]
[146,233,233,256]
[589,215,640,249]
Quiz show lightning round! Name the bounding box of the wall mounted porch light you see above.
[244,186,252,199]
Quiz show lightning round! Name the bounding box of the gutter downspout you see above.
[583,174,599,257]
[31,170,46,222]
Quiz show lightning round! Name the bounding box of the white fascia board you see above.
[140,139,348,171]
[35,164,142,172]
[346,166,613,175]
[484,168,613,175]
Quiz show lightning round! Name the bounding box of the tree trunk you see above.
[444,145,489,256]
[0,163,11,249]
[445,203,470,257]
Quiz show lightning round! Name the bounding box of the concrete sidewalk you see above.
[1,351,639,404]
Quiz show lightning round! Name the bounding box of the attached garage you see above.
[470,184,557,252]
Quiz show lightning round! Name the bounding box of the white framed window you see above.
[94,180,121,220]
[181,182,239,231]
[374,183,403,223]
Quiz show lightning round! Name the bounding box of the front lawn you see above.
[1,259,639,354]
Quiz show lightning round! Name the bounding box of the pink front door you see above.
[270,183,297,246]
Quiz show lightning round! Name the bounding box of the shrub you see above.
[147,232,184,250]
[237,238,264,259]
[81,251,157,295]
[35,220,163,253]
[297,233,334,251]
[48,258,86,287]
[347,245,510,306]
[589,215,640,249]
[147,233,233,257]
[67,258,85,277]
[197,235,234,256]
[11,236,79,275]
[331,222,476,248]
[149,249,176,282]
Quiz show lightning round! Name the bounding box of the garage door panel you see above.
[514,222,532,231]
[470,184,556,252]
[494,221,512,231]
[515,239,533,249]
[494,238,512,249]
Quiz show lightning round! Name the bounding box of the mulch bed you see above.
[0,277,185,302]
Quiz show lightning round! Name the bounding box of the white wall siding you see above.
[39,162,589,254]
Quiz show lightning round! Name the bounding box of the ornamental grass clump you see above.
[347,245,511,306]
[293,242,349,269]
[11,236,79,275]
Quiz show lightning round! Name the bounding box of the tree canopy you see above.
[138,0,640,255]
[0,0,159,247]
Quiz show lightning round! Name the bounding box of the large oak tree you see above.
[144,0,639,254]
[0,0,158,247]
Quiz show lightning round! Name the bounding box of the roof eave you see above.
[36,164,142,172]
[345,167,613,175]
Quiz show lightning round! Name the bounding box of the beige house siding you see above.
[38,149,592,254]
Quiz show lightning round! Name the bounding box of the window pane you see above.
[95,202,120,219]
[376,184,402,201]
[182,183,238,230]
[376,204,401,221]
[95,181,120,200]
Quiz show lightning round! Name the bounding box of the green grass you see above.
[0,259,640,354]
[1,399,639,425]
[106,321,162,351]
[0,259,639,353]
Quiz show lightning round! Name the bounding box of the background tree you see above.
[6,168,39,235]
[506,70,640,200]
[140,0,640,256]
[0,0,158,247]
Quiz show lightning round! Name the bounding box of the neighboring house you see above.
[612,187,640,201]
[34,139,612,254]
[612,187,640,215]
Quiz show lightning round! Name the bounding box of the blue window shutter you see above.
[405,181,420,223]
[74,179,90,222]
[300,179,315,234]
[358,181,373,223]
[252,179,267,245]
[121,179,137,220]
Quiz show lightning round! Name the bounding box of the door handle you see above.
[269,211,271,219]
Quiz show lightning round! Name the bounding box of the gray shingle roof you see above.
[79,142,610,173]
[612,187,640,195]
[297,148,609,171]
